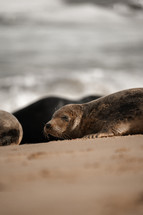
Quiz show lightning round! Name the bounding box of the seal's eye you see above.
[61,115,69,122]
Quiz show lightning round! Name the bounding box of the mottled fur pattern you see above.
[44,88,143,139]
[0,110,23,146]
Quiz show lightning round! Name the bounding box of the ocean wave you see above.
[64,0,143,10]
[0,0,142,28]
[0,69,142,112]
[0,0,143,112]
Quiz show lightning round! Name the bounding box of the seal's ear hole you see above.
[61,115,69,122]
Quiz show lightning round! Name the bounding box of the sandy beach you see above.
[0,135,143,215]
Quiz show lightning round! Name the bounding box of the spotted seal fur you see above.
[0,110,23,146]
[44,88,143,139]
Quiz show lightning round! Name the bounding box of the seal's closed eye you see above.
[61,115,69,122]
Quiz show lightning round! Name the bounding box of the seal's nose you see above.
[45,123,51,129]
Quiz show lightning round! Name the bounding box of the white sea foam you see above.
[0,69,142,112]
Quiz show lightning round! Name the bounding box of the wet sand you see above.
[0,135,143,215]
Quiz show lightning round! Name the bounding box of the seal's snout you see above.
[44,122,52,138]
[45,123,51,129]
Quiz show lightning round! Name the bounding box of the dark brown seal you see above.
[0,110,23,146]
[13,95,101,144]
[44,88,143,139]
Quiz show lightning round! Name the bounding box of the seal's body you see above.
[0,110,23,146]
[44,88,143,139]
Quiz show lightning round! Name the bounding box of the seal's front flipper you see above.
[83,131,114,139]
[83,134,97,139]
[96,132,115,138]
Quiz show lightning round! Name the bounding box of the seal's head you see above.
[44,104,83,139]
[0,110,23,146]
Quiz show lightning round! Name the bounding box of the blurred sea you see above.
[0,0,143,112]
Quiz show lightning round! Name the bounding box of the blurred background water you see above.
[0,0,143,112]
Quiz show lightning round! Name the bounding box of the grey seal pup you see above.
[44,88,143,139]
[0,110,23,146]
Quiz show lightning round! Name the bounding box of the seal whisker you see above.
[43,131,50,140]
[62,133,72,140]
